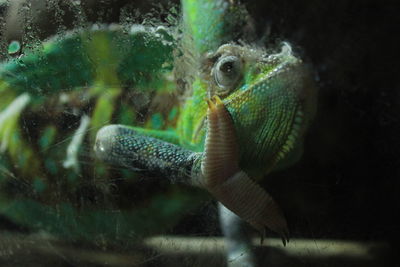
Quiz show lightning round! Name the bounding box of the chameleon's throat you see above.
[268,106,305,173]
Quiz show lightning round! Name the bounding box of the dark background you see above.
[251,0,400,245]
[1,0,399,263]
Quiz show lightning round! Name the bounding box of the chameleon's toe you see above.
[201,96,289,245]
[209,170,289,246]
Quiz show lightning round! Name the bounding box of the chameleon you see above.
[0,0,317,264]
[95,0,317,245]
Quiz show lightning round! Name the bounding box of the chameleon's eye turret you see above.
[213,55,242,91]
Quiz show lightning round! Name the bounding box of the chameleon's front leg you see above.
[94,97,288,244]
[202,96,289,245]
[94,125,197,184]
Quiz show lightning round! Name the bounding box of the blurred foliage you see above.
[0,0,209,246]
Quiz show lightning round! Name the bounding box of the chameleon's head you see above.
[205,43,317,176]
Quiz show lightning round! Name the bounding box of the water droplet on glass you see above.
[8,40,21,54]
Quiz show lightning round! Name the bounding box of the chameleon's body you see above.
[0,0,317,264]
[95,0,317,242]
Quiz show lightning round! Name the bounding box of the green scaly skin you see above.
[95,0,317,244]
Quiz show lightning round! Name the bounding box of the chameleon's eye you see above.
[213,55,242,90]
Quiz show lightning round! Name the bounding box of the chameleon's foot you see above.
[202,96,289,245]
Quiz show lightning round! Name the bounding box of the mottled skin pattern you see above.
[0,0,316,265]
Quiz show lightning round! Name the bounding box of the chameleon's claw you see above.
[260,227,290,246]
[260,228,266,245]
[206,98,216,110]
[201,96,289,244]
[206,95,224,110]
[281,236,286,247]
[213,95,224,105]
[284,230,290,246]
[270,226,290,246]
[279,228,290,247]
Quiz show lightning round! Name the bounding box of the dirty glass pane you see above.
[0,0,397,266]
